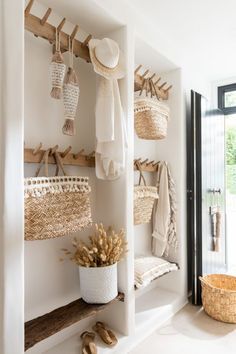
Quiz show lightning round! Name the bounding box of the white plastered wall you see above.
[0,1,24,354]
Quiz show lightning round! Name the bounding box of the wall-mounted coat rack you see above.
[24,144,159,172]
[24,0,91,62]
[134,65,172,100]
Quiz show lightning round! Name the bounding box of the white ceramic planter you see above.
[79,263,118,304]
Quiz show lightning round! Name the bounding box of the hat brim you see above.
[88,38,125,80]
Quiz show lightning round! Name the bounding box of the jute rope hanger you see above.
[24,144,159,172]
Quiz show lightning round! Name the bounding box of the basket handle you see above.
[54,151,67,176]
[35,148,50,177]
[135,161,147,186]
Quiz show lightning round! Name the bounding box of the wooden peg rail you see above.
[24,0,91,62]
[134,64,172,100]
[24,146,159,172]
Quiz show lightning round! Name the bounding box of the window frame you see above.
[218,83,236,115]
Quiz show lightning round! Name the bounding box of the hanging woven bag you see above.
[24,149,92,240]
[62,37,80,136]
[134,78,170,140]
[134,161,159,225]
[50,29,66,99]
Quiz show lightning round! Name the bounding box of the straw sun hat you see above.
[88,38,125,79]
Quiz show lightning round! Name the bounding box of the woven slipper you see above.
[92,322,118,346]
[80,331,97,354]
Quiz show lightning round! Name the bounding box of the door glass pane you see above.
[225,91,236,108]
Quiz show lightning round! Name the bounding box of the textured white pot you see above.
[79,263,118,304]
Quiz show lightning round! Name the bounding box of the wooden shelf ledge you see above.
[25,292,124,351]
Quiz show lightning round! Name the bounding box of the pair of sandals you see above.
[81,322,118,354]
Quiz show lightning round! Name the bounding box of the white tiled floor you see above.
[129,304,236,354]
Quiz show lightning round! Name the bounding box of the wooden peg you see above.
[86,150,95,160]
[141,70,149,79]
[154,77,161,85]
[40,8,52,25]
[134,65,142,74]
[25,0,34,17]
[141,158,148,165]
[33,142,42,155]
[147,160,154,165]
[73,149,84,159]
[82,34,92,47]
[149,73,156,80]
[50,145,59,155]
[165,85,173,92]
[71,25,79,40]
[159,82,167,90]
[61,146,72,158]
[57,18,66,32]
[152,161,159,168]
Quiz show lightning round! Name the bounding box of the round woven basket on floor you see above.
[134,96,169,140]
[200,274,236,323]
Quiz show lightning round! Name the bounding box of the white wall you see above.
[0,1,24,354]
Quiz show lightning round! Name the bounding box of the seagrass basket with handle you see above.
[24,149,92,240]
[134,161,158,225]
[200,274,236,323]
[134,78,170,140]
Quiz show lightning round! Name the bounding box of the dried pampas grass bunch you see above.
[62,224,127,267]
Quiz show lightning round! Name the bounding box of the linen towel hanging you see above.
[152,162,178,260]
[95,78,127,180]
[88,38,127,180]
[24,150,92,240]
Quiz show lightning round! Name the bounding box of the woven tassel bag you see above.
[134,162,158,225]
[134,78,170,140]
[24,150,92,240]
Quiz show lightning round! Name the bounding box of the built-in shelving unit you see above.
[23,1,187,353]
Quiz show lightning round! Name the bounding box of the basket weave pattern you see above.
[133,157,159,228]
[24,176,92,240]
[200,274,236,324]
[134,97,169,140]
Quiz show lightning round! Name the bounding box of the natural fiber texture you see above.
[24,151,92,241]
[134,162,158,225]
[62,67,79,136]
[134,95,169,140]
[25,177,92,240]
[50,51,66,99]
[200,274,236,323]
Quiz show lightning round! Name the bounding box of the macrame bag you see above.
[24,150,92,240]
[134,161,158,225]
[134,78,170,140]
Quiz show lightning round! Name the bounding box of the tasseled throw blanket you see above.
[152,161,178,260]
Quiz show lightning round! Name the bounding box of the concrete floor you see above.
[130,304,236,354]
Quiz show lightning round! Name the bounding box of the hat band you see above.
[93,48,118,72]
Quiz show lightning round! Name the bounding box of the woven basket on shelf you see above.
[134,79,170,140]
[134,162,158,225]
[200,274,236,324]
[24,150,92,241]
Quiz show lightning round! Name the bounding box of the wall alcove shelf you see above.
[24,145,159,172]
[25,292,124,351]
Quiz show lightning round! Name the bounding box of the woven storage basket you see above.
[134,85,170,140]
[24,150,92,240]
[134,162,158,225]
[200,274,236,323]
